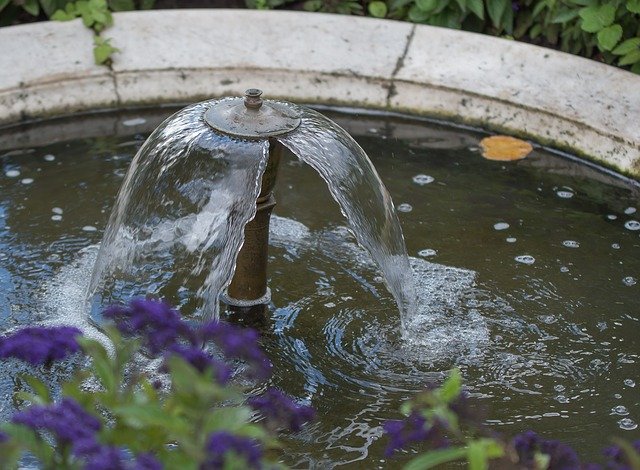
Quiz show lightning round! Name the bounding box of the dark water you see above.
[0,107,638,468]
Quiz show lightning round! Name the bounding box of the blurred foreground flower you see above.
[0,326,81,365]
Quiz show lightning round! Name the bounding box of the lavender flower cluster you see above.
[513,431,640,470]
[0,299,316,470]
[11,398,161,469]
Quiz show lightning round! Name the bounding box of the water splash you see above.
[87,101,269,320]
[277,108,417,329]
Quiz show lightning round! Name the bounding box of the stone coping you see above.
[0,10,638,176]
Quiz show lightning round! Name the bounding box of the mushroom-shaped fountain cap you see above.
[204,89,301,139]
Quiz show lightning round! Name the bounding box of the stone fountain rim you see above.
[0,9,638,178]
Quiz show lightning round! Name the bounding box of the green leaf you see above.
[551,8,580,23]
[303,0,322,10]
[468,441,489,470]
[466,0,483,19]
[579,4,615,32]
[203,407,253,434]
[532,1,547,18]
[628,0,640,13]
[113,404,190,433]
[368,0,388,17]
[487,0,508,28]
[597,24,622,51]
[415,0,437,12]
[78,337,116,393]
[619,47,640,65]
[140,0,156,9]
[408,4,431,21]
[438,369,462,403]
[612,37,640,55]
[51,9,75,20]
[0,0,10,14]
[39,0,59,17]
[22,0,40,15]
[20,375,51,404]
[403,446,468,470]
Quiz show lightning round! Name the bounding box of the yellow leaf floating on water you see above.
[479,135,533,161]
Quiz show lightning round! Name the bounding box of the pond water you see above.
[0,107,638,467]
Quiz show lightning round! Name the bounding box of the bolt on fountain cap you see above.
[204,89,301,139]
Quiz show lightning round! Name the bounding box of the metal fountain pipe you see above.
[204,89,301,309]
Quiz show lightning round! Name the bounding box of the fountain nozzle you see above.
[204,88,300,139]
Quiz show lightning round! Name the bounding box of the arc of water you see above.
[277,107,417,329]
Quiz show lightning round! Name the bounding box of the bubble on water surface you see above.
[51,215,62,221]
[43,154,55,161]
[611,243,620,249]
[52,207,63,215]
[556,187,574,199]
[624,220,640,231]
[560,266,570,272]
[622,276,636,286]
[5,170,20,178]
[624,379,636,387]
[494,222,509,231]
[562,240,580,248]
[82,226,97,232]
[122,117,146,127]
[418,249,437,257]
[20,178,34,185]
[607,214,617,220]
[611,405,629,415]
[412,174,434,185]
[515,255,535,265]
[624,207,636,215]
[506,237,516,243]
[397,203,412,213]
[618,418,637,431]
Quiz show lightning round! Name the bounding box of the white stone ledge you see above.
[0,10,638,176]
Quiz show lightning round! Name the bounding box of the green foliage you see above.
[0,327,280,468]
[272,0,640,73]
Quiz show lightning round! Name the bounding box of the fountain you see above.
[87,89,417,326]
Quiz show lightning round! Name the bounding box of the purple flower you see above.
[513,430,540,466]
[12,398,101,454]
[383,412,448,457]
[0,326,82,366]
[135,452,163,470]
[104,299,194,354]
[82,445,127,470]
[248,388,315,432]
[0,431,8,443]
[541,440,580,469]
[199,321,272,380]
[167,345,232,384]
[202,431,262,469]
[603,440,640,469]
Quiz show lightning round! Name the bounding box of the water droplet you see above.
[43,154,55,161]
[52,207,63,215]
[624,207,636,215]
[82,226,97,232]
[5,170,20,178]
[622,276,636,286]
[494,222,509,231]
[624,220,640,231]
[618,418,637,431]
[122,117,146,127]
[612,243,620,249]
[560,266,570,273]
[397,203,413,213]
[562,240,580,248]
[556,187,574,199]
[624,379,636,387]
[418,248,437,257]
[506,237,517,243]
[607,214,617,220]
[412,174,434,185]
[515,255,535,265]
[611,405,629,416]
[20,178,34,185]
[51,215,62,222]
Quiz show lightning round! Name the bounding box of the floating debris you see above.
[479,135,532,161]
